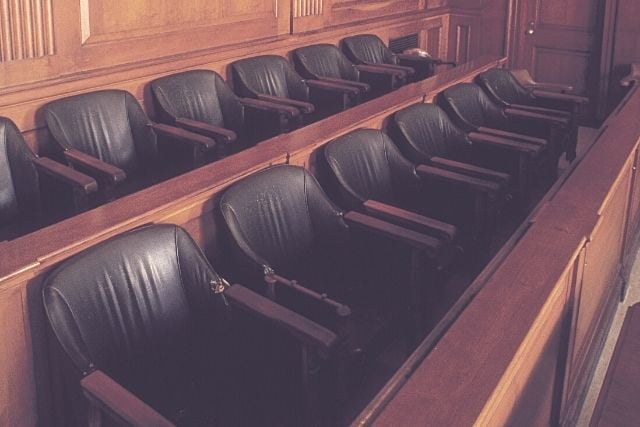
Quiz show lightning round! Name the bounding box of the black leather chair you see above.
[0,117,97,241]
[151,69,304,149]
[341,34,439,83]
[44,90,216,201]
[476,67,588,161]
[230,55,360,123]
[220,165,449,374]
[43,224,338,426]
[324,128,501,256]
[390,103,530,207]
[439,83,569,185]
[293,43,402,100]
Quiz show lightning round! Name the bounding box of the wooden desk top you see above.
[591,303,640,426]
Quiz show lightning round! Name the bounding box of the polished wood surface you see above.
[591,303,640,426]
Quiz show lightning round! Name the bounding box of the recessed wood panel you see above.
[426,26,441,57]
[455,24,470,63]
[538,0,596,30]
[533,48,590,94]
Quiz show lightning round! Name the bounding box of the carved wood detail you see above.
[0,0,54,62]
[294,0,323,17]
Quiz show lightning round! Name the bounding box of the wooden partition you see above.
[369,80,640,426]
[0,55,504,426]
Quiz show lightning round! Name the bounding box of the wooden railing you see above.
[367,71,640,426]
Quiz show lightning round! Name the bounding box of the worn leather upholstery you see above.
[45,90,157,176]
[439,83,511,133]
[151,69,244,139]
[342,34,398,66]
[391,103,471,164]
[230,55,310,102]
[0,117,40,237]
[293,44,360,82]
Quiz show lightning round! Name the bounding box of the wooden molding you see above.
[0,0,54,62]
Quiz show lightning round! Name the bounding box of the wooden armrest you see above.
[477,127,547,147]
[225,284,338,354]
[355,64,406,77]
[318,76,371,93]
[239,97,300,119]
[504,108,570,126]
[366,62,415,75]
[621,64,640,87]
[165,119,231,146]
[531,89,589,104]
[416,164,501,193]
[511,69,574,93]
[396,53,439,68]
[468,132,541,154]
[363,199,457,242]
[81,370,174,427]
[429,157,510,184]
[509,103,572,118]
[33,157,98,194]
[343,211,442,255]
[64,149,126,185]
[257,94,315,114]
[306,79,360,96]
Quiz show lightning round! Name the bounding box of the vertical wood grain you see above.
[0,0,53,62]
[294,0,323,17]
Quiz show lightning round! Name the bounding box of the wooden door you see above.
[509,0,603,113]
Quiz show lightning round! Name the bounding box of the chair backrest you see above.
[341,34,397,66]
[439,83,506,132]
[151,69,244,132]
[392,103,471,164]
[0,117,40,225]
[292,44,359,81]
[43,224,220,378]
[324,128,419,210]
[230,55,310,101]
[477,67,533,107]
[220,165,345,273]
[44,90,157,174]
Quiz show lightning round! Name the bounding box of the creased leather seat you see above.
[324,128,501,255]
[477,67,588,161]
[45,90,215,202]
[0,117,97,241]
[230,55,359,123]
[341,34,439,83]
[43,224,338,426]
[151,69,300,149]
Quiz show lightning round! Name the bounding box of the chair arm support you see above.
[306,79,360,96]
[239,97,301,119]
[318,76,371,93]
[257,94,315,114]
[165,119,231,146]
[476,127,548,147]
[81,370,174,427]
[531,89,589,104]
[366,62,415,76]
[64,149,126,185]
[509,104,572,118]
[363,199,457,242]
[429,157,510,184]
[33,157,98,194]
[468,132,542,155]
[621,64,640,87]
[416,164,501,194]
[504,107,570,126]
[343,211,442,255]
[225,284,338,355]
[355,64,406,77]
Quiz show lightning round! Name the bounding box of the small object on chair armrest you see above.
[306,79,360,96]
[416,164,501,193]
[355,64,407,77]
[226,284,338,354]
[344,211,442,255]
[257,94,315,114]
[509,104,572,118]
[531,90,589,104]
[476,127,547,147]
[363,199,457,242]
[81,370,174,427]
[429,157,510,184]
[468,132,541,154]
[239,98,300,118]
[319,76,371,93]
[64,149,126,185]
[162,119,229,146]
[621,64,640,87]
[504,108,570,126]
[33,157,98,194]
[397,53,439,65]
